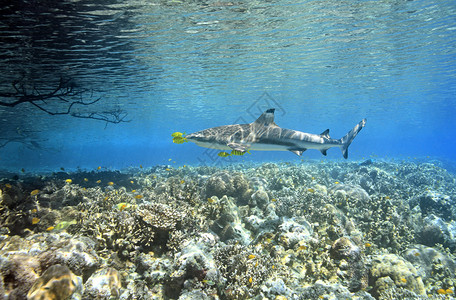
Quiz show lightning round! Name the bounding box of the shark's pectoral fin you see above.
[227,142,250,152]
[320,149,328,156]
[289,148,307,156]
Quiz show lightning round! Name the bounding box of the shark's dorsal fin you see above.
[320,149,328,156]
[253,108,276,127]
[320,129,330,138]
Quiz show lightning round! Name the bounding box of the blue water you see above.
[0,0,455,172]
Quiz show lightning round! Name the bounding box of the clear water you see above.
[1,0,455,171]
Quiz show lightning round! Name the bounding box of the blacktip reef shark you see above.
[173,109,366,159]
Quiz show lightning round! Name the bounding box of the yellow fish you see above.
[5,183,11,188]
[97,166,101,170]
[54,220,77,230]
[32,217,40,225]
[46,226,54,231]
[217,152,231,157]
[172,136,187,144]
[108,182,114,186]
[65,179,72,184]
[171,132,185,137]
[135,195,143,199]
[96,180,101,184]
[230,150,250,156]
[30,189,40,196]
[84,178,89,182]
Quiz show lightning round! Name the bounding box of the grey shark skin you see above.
[185,108,366,159]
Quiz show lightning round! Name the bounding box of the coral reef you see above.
[0,159,455,299]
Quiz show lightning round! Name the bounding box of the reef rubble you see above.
[0,159,455,299]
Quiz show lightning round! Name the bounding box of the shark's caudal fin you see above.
[340,119,366,159]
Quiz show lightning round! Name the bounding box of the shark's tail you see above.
[340,119,366,159]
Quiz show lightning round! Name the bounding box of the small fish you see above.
[135,195,143,199]
[117,203,128,211]
[207,197,216,204]
[169,158,172,161]
[30,189,40,196]
[31,209,37,213]
[131,189,136,193]
[97,166,101,170]
[446,289,454,294]
[32,217,40,224]
[172,136,187,144]
[60,167,65,171]
[180,180,185,184]
[202,280,215,286]
[54,220,77,230]
[437,289,447,295]
[307,188,315,193]
[217,152,230,157]
[65,179,72,184]
[165,168,171,171]
[5,183,12,188]
[365,242,372,247]
[140,165,143,168]
[271,198,277,202]
[334,181,340,184]
[230,150,249,156]
[248,277,253,284]
[130,180,134,184]
[414,252,420,256]
[21,168,25,173]
[298,245,307,251]
[104,196,109,201]
[96,180,101,184]
[171,132,185,137]
[108,182,114,186]
[400,278,407,283]
[84,178,89,182]
[46,226,54,231]
[248,254,256,259]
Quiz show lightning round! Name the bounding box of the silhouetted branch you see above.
[0,77,129,124]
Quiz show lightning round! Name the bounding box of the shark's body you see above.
[185,108,366,159]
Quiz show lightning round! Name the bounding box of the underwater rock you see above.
[260,278,293,299]
[250,188,269,209]
[419,214,456,250]
[39,235,100,278]
[330,237,367,292]
[203,171,252,205]
[27,264,83,300]
[210,195,251,244]
[412,190,453,220]
[0,254,41,299]
[83,267,121,299]
[165,234,220,299]
[404,244,456,288]
[297,280,374,300]
[135,252,172,286]
[330,184,371,203]
[278,217,313,249]
[370,254,425,297]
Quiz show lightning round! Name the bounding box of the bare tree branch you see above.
[0,77,129,124]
